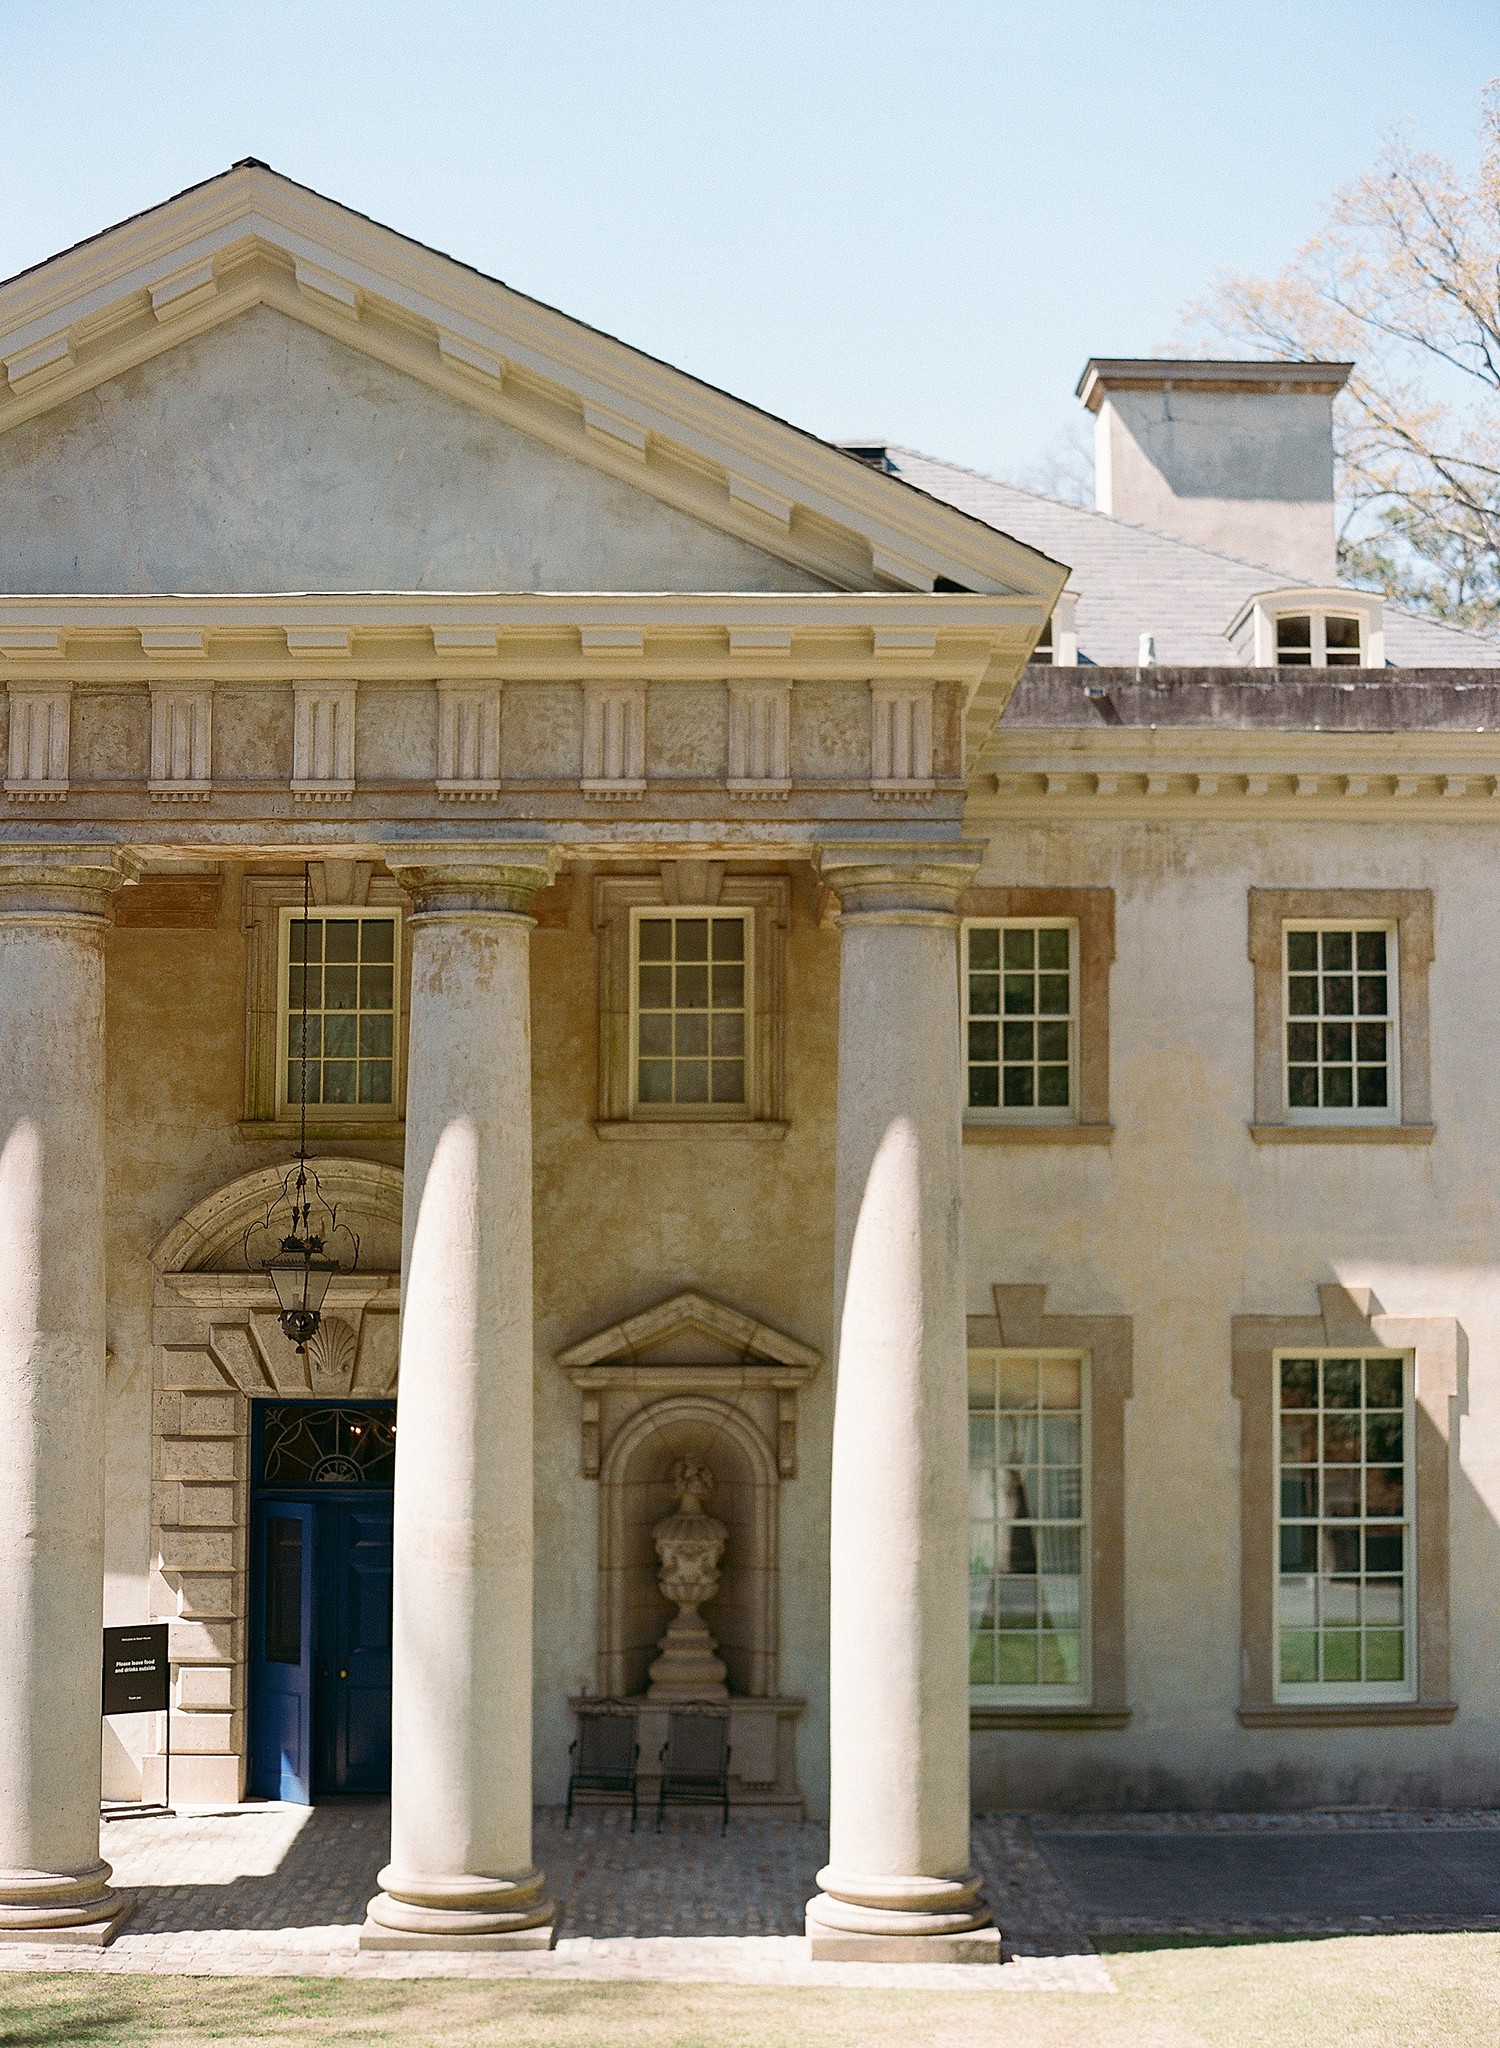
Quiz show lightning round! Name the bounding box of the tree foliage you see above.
[1184,84,1500,628]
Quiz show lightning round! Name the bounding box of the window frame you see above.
[1274,609,1364,668]
[1271,1348,1417,1708]
[962,918,1079,1128]
[627,903,756,1122]
[275,903,404,1123]
[1281,919,1401,1129]
[968,1346,1092,1710]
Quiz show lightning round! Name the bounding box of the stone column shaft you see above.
[806,845,998,1962]
[0,847,132,1945]
[363,847,556,1952]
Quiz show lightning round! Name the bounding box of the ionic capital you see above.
[380,841,559,919]
[817,837,984,924]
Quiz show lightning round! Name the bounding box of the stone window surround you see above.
[593,864,789,1140]
[242,862,410,1139]
[960,888,1114,1146]
[1232,1284,1459,1729]
[1249,889,1434,1145]
[967,1284,1132,1732]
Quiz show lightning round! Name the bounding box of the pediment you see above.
[556,1290,820,1378]
[0,161,1066,610]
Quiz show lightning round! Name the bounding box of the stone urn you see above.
[646,1456,729,1700]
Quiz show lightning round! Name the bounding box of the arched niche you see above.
[600,1396,778,1699]
[557,1289,820,1705]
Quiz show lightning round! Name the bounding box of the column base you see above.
[0,1895,133,1948]
[359,1914,555,1953]
[805,1906,1002,1964]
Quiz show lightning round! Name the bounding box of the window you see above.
[280,907,400,1113]
[1029,617,1054,665]
[968,1352,1088,1704]
[964,921,1077,1121]
[1275,611,1363,667]
[1248,891,1431,1143]
[1284,924,1397,1123]
[630,908,752,1115]
[1275,1354,1413,1701]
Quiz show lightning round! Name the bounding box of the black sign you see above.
[103,1624,169,1716]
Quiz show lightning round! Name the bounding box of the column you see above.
[0,846,133,1945]
[806,845,1000,1962]
[363,845,557,1951]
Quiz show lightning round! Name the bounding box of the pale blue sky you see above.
[1,2,1494,482]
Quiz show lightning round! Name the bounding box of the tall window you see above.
[631,908,751,1114]
[1284,923,1397,1123]
[968,1352,1088,1703]
[1276,612,1363,666]
[280,909,399,1112]
[964,921,1076,1120]
[1276,1354,1413,1700]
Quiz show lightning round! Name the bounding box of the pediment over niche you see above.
[556,1290,820,1378]
[557,1291,820,1482]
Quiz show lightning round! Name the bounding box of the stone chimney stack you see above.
[1077,358,1353,583]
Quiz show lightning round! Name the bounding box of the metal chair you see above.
[565,1701,640,1829]
[655,1705,731,1834]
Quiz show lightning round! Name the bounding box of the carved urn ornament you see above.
[647,1456,729,1701]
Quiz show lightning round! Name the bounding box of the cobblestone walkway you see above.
[0,1802,1109,1992]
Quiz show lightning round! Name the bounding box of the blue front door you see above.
[248,1501,315,1802]
[314,1501,394,1795]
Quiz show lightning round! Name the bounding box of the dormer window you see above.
[1227,588,1384,670]
[1275,612,1363,667]
[1027,590,1078,667]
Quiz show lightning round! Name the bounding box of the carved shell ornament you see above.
[306,1315,358,1395]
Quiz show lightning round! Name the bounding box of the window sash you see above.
[628,906,755,1119]
[962,919,1078,1124]
[968,1348,1091,1707]
[1273,1350,1416,1705]
[276,906,402,1119]
[1274,612,1363,667]
[1282,921,1400,1125]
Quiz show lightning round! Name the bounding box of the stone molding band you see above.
[366,1865,553,1935]
[0,1861,120,1929]
[380,842,559,919]
[0,843,138,923]
[806,1866,991,1936]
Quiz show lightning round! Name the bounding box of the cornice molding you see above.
[0,165,1067,612]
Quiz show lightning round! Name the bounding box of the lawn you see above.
[2,1937,1498,2048]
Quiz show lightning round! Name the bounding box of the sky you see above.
[0,1,1494,485]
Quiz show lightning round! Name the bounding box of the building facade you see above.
[1,164,1499,1954]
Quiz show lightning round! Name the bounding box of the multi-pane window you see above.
[632,909,750,1113]
[282,910,399,1110]
[964,921,1076,1118]
[1284,924,1397,1121]
[1277,1354,1413,1698]
[968,1353,1087,1701]
[1275,612,1363,667]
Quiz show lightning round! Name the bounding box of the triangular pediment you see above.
[0,162,1066,610]
[556,1290,820,1374]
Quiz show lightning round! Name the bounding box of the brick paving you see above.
[0,1801,1110,1992]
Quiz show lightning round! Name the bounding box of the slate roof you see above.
[882,447,1500,670]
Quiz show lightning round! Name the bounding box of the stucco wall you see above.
[0,306,831,596]
[966,813,1500,1810]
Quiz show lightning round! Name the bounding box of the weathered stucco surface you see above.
[0,307,831,596]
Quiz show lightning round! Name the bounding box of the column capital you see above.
[380,841,559,918]
[817,839,984,922]
[0,842,140,923]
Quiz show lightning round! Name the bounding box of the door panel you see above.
[248,1501,315,1803]
[314,1500,393,1794]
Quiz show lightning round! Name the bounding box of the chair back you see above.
[576,1705,638,1783]
[665,1708,729,1782]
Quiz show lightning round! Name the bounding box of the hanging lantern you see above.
[244,864,359,1350]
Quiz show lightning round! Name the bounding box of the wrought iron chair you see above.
[565,1701,641,1829]
[655,1705,732,1834]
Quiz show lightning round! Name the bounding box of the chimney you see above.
[1076,358,1353,583]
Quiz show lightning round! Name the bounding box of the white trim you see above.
[275,903,403,1123]
[1271,1349,1417,1707]
[962,917,1079,1127]
[968,1346,1092,1710]
[1282,919,1400,1127]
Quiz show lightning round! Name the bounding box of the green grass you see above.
[2,1935,1499,2048]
